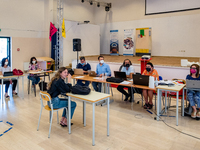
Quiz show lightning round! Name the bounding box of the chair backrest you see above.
[159,76,163,80]
[119,65,123,71]
[40,91,51,101]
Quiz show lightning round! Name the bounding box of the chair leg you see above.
[122,94,123,101]
[49,111,51,123]
[57,111,59,124]
[34,85,36,97]
[48,111,53,138]
[155,94,156,111]
[37,107,43,131]
[110,87,113,97]
[28,79,30,94]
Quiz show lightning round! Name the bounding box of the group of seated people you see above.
[0,56,199,124]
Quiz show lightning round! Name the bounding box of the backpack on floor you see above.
[39,81,48,91]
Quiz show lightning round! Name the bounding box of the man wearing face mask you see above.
[142,62,159,109]
[117,59,135,101]
[92,56,111,92]
[76,56,91,86]
[0,58,18,98]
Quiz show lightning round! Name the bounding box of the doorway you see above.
[0,37,11,67]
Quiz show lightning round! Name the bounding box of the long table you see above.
[0,75,24,104]
[67,91,111,146]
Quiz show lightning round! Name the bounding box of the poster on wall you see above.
[123,29,134,56]
[110,30,119,55]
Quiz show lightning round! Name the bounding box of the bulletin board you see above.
[135,27,152,56]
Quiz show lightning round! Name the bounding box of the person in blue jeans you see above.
[47,67,76,127]
[76,56,91,86]
[27,57,41,90]
[92,56,111,92]
[186,64,200,118]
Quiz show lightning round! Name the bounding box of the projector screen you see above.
[145,0,200,15]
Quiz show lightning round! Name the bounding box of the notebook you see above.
[74,69,84,75]
[3,71,13,77]
[132,74,149,86]
[88,71,96,77]
[114,71,127,80]
[186,79,200,89]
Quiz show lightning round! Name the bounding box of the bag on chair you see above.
[71,84,91,95]
[13,69,23,75]
[39,81,48,91]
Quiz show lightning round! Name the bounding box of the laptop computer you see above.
[114,71,127,80]
[3,71,13,77]
[88,71,96,77]
[132,74,149,86]
[186,79,200,89]
[74,69,84,75]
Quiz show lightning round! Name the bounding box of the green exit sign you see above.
[0,29,1,32]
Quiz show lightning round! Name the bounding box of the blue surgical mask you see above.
[81,63,85,65]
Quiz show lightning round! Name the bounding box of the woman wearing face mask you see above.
[0,58,18,98]
[117,59,135,101]
[142,62,159,109]
[186,64,200,118]
[47,67,77,127]
[27,57,41,90]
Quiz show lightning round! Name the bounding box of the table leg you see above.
[176,91,179,126]
[92,103,95,146]
[17,77,19,96]
[182,88,185,116]
[1,79,4,104]
[157,89,160,121]
[22,76,24,99]
[83,101,86,127]
[165,91,167,113]
[68,96,71,134]
[107,97,110,136]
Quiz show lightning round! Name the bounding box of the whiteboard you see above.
[146,0,200,15]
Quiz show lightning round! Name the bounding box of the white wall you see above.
[63,20,100,66]
[94,0,200,57]
[0,0,52,70]
[99,13,200,57]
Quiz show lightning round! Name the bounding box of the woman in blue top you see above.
[186,64,200,118]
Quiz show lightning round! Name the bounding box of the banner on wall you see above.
[110,30,119,55]
[123,29,134,56]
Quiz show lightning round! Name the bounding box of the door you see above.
[0,37,11,67]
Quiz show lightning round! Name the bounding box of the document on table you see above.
[120,81,131,85]
[74,76,84,79]
[93,77,102,79]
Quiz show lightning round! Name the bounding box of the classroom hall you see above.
[1,0,200,149]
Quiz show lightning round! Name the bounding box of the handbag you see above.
[71,84,91,95]
[13,68,23,75]
[106,77,124,83]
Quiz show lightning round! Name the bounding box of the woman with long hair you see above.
[186,64,200,118]
[47,67,76,126]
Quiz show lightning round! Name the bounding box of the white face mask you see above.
[32,61,36,64]
[100,60,104,64]
[5,62,8,65]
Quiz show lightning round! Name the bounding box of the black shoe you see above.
[124,96,129,101]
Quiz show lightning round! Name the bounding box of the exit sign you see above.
[0,29,1,32]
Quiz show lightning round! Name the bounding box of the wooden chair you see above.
[37,91,67,138]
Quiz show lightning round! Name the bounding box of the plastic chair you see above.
[37,91,67,138]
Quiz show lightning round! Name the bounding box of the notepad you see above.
[74,76,84,79]
[120,81,131,85]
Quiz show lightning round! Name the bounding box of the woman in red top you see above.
[142,62,159,109]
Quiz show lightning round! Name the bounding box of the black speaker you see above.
[73,39,81,51]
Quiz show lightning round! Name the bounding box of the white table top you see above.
[28,70,53,74]
[156,84,185,92]
[67,91,111,103]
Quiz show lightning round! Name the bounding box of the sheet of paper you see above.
[93,77,102,79]
[74,76,84,79]
[120,81,131,85]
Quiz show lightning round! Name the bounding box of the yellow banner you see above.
[62,18,66,38]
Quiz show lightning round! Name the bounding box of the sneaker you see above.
[5,94,10,99]
[191,111,197,118]
[196,111,200,118]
